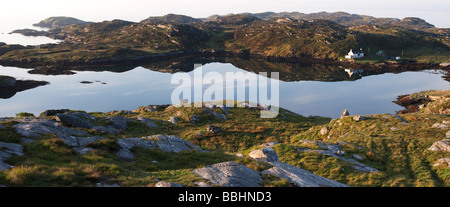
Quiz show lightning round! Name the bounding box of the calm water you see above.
[0,63,448,118]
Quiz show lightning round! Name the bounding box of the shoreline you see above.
[0,50,448,72]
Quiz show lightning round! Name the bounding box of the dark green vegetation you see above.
[0,12,449,65]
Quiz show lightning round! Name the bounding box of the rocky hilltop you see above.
[0,91,449,187]
[32,16,93,28]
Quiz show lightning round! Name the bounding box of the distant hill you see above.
[238,11,437,30]
[141,14,202,24]
[205,14,262,26]
[33,16,93,28]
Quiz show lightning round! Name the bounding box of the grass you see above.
[288,112,450,187]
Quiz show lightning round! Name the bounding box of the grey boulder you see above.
[248,148,279,162]
[55,114,94,129]
[109,116,128,131]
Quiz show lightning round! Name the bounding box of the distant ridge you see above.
[33,16,93,28]
[140,14,202,24]
[223,11,436,30]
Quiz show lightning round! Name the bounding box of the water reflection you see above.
[0,60,448,118]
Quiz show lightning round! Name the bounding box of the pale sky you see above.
[1,0,449,28]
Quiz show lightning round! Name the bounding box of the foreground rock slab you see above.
[117,135,203,161]
[193,161,263,187]
[262,162,348,187]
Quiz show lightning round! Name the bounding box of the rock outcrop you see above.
[202,108,227,120]
[117,135,202,161]
[206,125,222,134]
[341,109,349,118]
[0,142,24,170]
[297,140,379,173]
[109,116,128,131]
[248,148,279,162]
[261,162,348,187]
[428,139,450,152]
[432,158,450,167]
[55,113,94,129]
[137,116,158,127]
[193,161,263,187]
[155,181,183,187]
[12,118,104,154]
[41,109,70,117]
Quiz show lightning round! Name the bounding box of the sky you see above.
[0,0,449,28]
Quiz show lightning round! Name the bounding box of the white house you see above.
[345,48,364,59]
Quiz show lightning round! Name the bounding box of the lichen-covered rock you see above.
[261,162,348,187]
[92,126,119,135]
[14,119,89,139]
[193,161,263,187]
[202,108,227,120]
[133,105,157,113]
